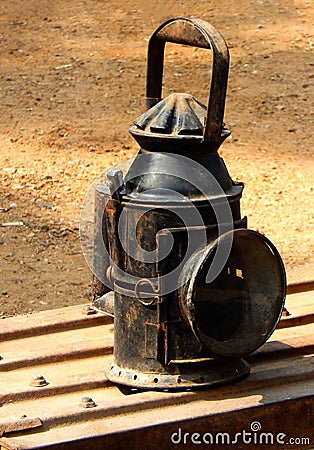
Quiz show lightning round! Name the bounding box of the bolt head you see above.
[282,308,291,317]
[30,374,49,387]
[79,396,97,408]
[82,304,97,315]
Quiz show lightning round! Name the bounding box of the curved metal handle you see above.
[146,17,229,144]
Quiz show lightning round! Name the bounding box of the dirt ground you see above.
[0,0,313,317]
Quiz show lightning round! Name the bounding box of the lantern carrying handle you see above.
[146,17,229,145]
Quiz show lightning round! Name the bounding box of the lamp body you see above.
[92,18,286,390]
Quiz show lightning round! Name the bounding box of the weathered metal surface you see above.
[0,282,313,449]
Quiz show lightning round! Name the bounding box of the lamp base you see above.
[106,358,250,390]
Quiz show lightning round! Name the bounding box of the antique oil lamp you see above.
[90,17,286,389]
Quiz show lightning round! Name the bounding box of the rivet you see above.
[82,304,97,315]
[79,396,97,408]
[30,374,49,387]
[282,308,291,317]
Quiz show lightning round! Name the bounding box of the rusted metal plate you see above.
[0,304,112,341]
[287,279,314,294]
[0,418,42,438]
[0,284,313,450]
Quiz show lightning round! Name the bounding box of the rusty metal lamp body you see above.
[92,18,286,390]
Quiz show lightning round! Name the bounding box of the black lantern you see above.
[91,17,286,390]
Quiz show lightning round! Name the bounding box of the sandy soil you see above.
[0,0,313,316]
